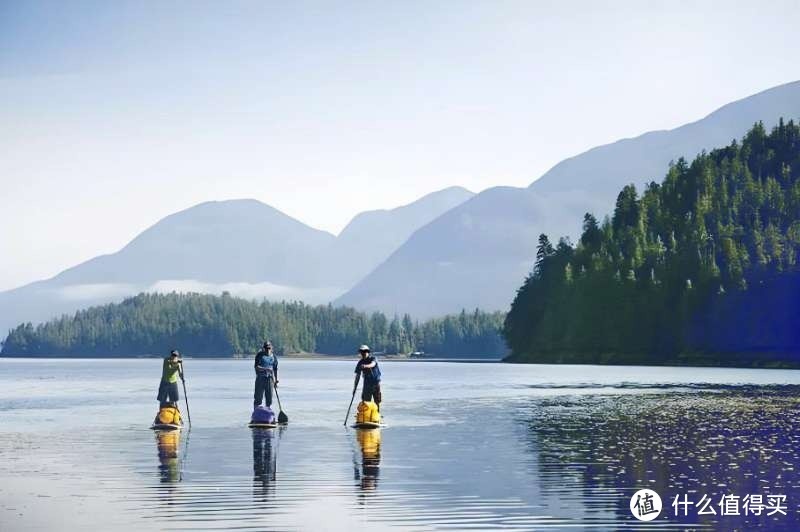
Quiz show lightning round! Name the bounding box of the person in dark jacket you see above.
[254,341,279,408]
[354,344,382,411]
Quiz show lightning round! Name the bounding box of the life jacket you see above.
[360,356,381,382]
[157,406,182,425]
[367,362,381,382]
[356,401,381,424]
[256,352,276,377]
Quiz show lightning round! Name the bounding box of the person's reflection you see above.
[156,430,181,484]
[354,429,381,492]
[252,427,280,501]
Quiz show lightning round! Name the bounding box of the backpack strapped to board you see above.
[157,406,182,426]
[356,401,381,424]
[251,405,276,424]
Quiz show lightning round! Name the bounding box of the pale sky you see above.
[1,0,799,291]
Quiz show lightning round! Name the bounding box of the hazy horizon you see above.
[2,1,799,291]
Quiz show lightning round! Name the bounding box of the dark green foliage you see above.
[504,119,800,366]
[1,292,507,357]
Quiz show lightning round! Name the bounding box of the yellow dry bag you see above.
[356,401,381,424]
[157,406,182,425]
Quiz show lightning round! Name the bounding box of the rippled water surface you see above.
[2,358,800,530]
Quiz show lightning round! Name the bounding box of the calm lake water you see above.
[2,358,800,531]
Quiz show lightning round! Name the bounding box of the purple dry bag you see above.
[252,405,276,423]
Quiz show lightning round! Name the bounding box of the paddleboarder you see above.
[355,344,382,412]
[254,341,279,409]
[157,350,183,408]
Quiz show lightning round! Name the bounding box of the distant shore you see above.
[243,351,411,360]
[275,352,502,362]
[1,351,502,362]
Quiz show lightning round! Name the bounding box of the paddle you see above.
[344,373,360,426]
[179,361,192,428]
[273,379,288,424]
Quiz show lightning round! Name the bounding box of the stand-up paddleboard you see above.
[248,420,289,428]
[248,422,278,428]
[151,423,183,431]
[351,421,386,429]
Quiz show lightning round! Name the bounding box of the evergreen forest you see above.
[2,292,506,357]
[504,120,800,367]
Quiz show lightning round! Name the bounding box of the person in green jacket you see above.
[157,350,183,408]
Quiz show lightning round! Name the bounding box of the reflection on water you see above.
[3,360,800,530]
[155,430,182,484]
[524,387,800,529]
[354,429,381,493]
[252,427,280,500]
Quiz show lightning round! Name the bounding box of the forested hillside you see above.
[336,82,800,319]
[504,119,800,367]
[1,292,506,357]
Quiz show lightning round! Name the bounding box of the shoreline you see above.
[0,352,502,363]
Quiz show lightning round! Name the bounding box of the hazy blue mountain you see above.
[336,80,800,318]
[330,186,474,286]
[54,199,337,286]
[0,189,473,336]
[0,199,338,336]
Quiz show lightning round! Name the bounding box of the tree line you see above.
[504,119,800,367]
[1,292,507,357]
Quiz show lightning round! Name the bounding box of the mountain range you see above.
[2,80,799,335]
[336,80,800,316]
[0,187,473,335]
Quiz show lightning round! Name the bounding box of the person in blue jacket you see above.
[254,341,279,408]
[354,344,382,411]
